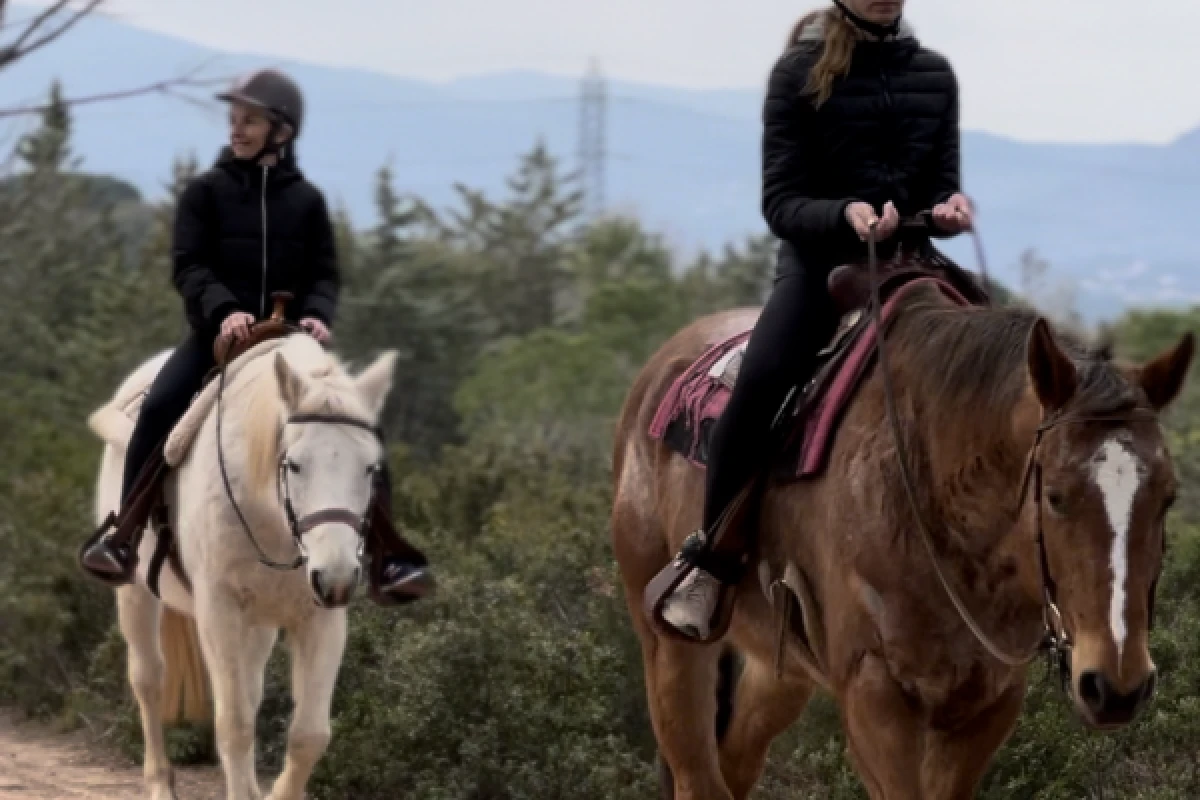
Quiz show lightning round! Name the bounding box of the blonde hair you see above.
[789,8,859,108]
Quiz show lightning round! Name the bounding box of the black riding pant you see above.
[121,333,215,504]
[702,265,841,532]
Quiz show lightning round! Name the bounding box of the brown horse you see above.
[611,279,1194,799]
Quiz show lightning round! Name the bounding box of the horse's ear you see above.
[355,350,398,418]
[1136,332,1194,411]
[1027,317,1078,413]
[274,352,310,410]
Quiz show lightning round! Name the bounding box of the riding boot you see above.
[79,441,170,587]
[364,466,434,606]
[649,481,761,643]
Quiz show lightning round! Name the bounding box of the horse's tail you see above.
[160,608,211,724]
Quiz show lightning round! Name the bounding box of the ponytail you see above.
[789,8,858,108]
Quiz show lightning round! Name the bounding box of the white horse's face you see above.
[274,349,398,608]
[281,422,381,607]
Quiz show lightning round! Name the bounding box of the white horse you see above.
[88,334,398,800]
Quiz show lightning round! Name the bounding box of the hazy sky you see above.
[30,0,1200,143]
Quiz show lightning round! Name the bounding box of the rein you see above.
[215,360,381,572]
[865,220,1156,674]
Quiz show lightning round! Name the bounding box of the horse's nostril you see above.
[1079,670,1108,714]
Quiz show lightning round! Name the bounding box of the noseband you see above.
[217,365,382,572]
[866,223,1162,680]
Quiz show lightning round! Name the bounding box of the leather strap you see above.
[146,521,171,599]
[287,413,379,437]
[293,508,364,535]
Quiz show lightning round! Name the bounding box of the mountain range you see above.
[3,5,1197,320]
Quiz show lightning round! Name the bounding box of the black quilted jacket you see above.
[172,147,339,336]
[762,25,961,274]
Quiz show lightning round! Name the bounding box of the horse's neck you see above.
[886,308,1049,649]
[895,306,1041,560]
[208,357,292,550]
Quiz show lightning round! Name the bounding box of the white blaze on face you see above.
[1090,436,1144,661]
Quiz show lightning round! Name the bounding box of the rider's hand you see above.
[300,317,331,344]
[846,201,898,241]
[932,193,973,234]
[220,311,255,342]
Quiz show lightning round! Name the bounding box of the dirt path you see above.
[0,712,224,799]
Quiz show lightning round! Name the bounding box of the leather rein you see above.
[215,348,382,572]
[865,219,1158,675]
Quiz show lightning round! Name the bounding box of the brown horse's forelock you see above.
[896,293,1139,421]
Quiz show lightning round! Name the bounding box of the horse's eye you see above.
[1046,488,1068,515]
[286,459,302,475]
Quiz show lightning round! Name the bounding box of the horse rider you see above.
[80,68,433,604]
[658,0,975,640]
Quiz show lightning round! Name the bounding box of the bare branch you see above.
[0,0,105,70]
[0,68,229,119]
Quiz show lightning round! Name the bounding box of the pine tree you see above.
[446,142,584,337]
[17,81,74,173]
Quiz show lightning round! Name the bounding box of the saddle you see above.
[211,292,297,375]
[643,232,989,644]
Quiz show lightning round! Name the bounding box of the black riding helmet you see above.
[217,69,305,160]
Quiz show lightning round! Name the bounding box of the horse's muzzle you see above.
[311,567,360,608]
[1076,668,1157,730]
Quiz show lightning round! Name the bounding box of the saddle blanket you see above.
[648,277,966,479]
[86,338,289,467]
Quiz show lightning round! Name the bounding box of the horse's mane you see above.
[895,288,1138,422]
[242,335,371,494]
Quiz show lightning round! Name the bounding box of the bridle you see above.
[216,363,383,572]
[1014,407,1157,679]
[865,220,1161,680]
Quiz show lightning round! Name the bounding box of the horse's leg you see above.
[196,589,274,800]
[717,655,814,800]
[633,622,733,800]
[116,585,177,800]
[615,497,732,800]
[919,682,1025,799]
[840,653,924,800]
[266,611,348,800]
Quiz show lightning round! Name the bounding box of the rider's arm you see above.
[299,190,339,328]
[761,51,860,251]
[928,65,961,207]
[172,178,239,330]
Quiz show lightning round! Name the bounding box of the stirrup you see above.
[78,512,137,587]
[643,530,742,645]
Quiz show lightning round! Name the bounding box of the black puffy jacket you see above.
[762,23,960,274]
[172,148,339,336]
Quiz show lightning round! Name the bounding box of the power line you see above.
[578,59,607,221]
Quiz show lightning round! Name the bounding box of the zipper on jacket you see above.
[260,165,269,319]
[879,69,897,192]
